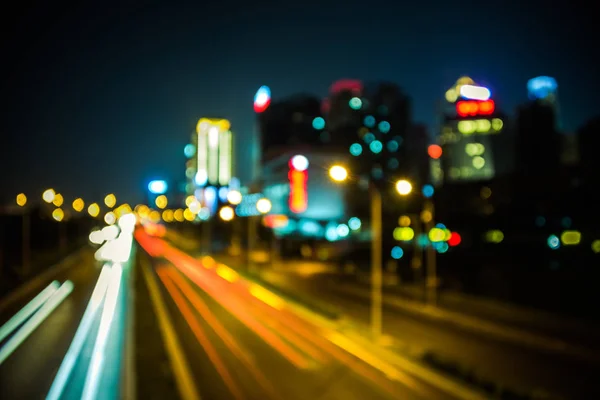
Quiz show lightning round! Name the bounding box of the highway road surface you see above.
[135,228,469,400]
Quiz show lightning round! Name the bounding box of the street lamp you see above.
[52,208,64,222]
[42,189,56,203]
[256,198,272,214]
[52,193,64,207]
[329,165,348,182]
[16,193,27,207]
[16,193,30,276]
[329,164,414,340]
[88,203,100,218]
[395,179,412,195]
[227,190,242,205]
[72,198,85,212]
[104,194,116,208]
[247,197,272,272]
[219,206,234,221]
[155,195,168,209]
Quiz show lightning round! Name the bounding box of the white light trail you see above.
[0,281,74,365]
[45,266,112,400]
[0,281,60,343]
[81,263,123,400]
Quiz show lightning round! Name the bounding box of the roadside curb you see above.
[336,284,600,364]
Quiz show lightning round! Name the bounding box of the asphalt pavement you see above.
[238,264,600,399]
[0,248,102,399]
[135,231,457,400]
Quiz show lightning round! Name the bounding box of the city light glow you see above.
[148,180,168,194]
[219,206,234,221]
[456,100,495,117]
[256,198,272,214]
[395,179,412,195]
[42,189,56,203]
[289,167,308,213]
[459,85,491,101]
[16,193,27,207]
[329,165,348,182]
[254,85,271,113]
[290,155,309,171]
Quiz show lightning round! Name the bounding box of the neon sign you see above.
[254,86,271,113]
[456,100,495,117]
[289,167,308,213]
[459,85,491,101]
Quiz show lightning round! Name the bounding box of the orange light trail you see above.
[157,269,246,400]
[135,229,418,397]
[162,268,280,400]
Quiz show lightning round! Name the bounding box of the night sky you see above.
[1,0,596,204]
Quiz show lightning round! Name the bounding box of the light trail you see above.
[46,266,112,400]
[81,263,123,400]
[0,281,74,365]
[163,268,281,400]
[0,281,60,343]
[159,270,245,400]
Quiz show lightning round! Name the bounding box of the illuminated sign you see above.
[527,76,557,100]
[254,86,271,113]
[459,85,491,101]
[456,100,495,117]
[457,118,503,135]
[289,167,308,214]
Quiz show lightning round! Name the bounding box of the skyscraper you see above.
[185,118,234,215]
[437,76,505,184]
[257,94,322,163]
[527,76,561,130]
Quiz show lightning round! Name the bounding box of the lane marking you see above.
[0,281,60,343]
[141,258,201,400]
[0,280,74,365]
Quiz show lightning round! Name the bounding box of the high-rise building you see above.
[324,80,415,185]
[437,76,506,184]
[257,94,323,163]
[514,101,560,178]
[577,116,600,184]
[184,118,234,216]
[527,76,561,130]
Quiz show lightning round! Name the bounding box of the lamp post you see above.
[16,193,30,277]
[329,165,412,340]
[422,198,437,306]
[247,198,271,273]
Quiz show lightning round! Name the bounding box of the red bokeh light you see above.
[456,100,495,117]
[427,144,443,159]
[448,232,462,246]
[254,98,270,113]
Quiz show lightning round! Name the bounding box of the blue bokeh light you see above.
[350,143,363,156]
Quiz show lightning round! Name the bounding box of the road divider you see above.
[0,280,74,365]
[0,281,60,343]
[46,266,112,400]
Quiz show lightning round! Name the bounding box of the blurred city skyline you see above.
[1,1,596,203]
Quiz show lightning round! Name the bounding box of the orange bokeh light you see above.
[428,144,443,159]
